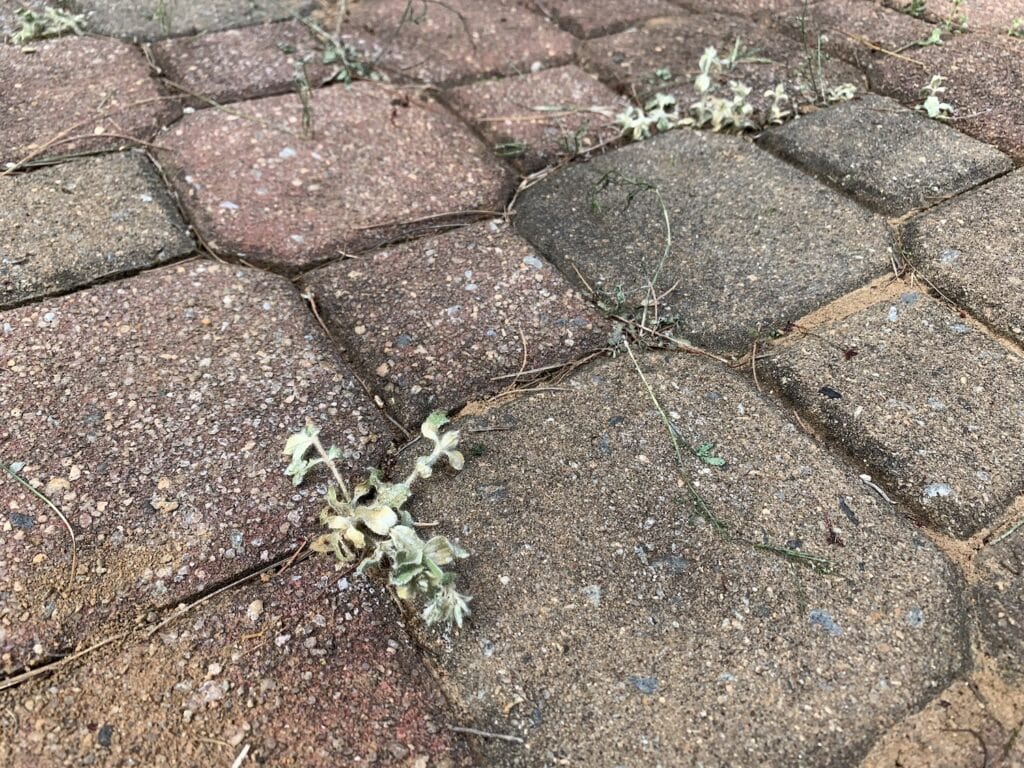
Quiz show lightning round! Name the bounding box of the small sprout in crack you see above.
[615,92,680,140]
[916,75,954,120]
[691,442,726,468]
[824,82,857,103]
[11,6,85,44]
[284,411,472,629]
[764,83,792,124]
[1009,18,1024,38]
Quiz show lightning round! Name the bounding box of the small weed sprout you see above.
[917,75,954,119]
[941,0,968,32]
[825,82,857,103]
[284,412,472,629]
[764,83,792,124]
[903,0,927,18]
[615,93,681,140]
[11,6,86,44]
[1010,18,1024,38]
[916,27,945,47]
[300,17,383,85]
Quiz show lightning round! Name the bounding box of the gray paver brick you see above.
[150,19,333,107]
[445,65,627,174]
[0,151,194,309]
[868,33,1024,163]
[974,529,1024,680]
[345,0,574,86]
[903,168,1024,347]
[407,352,967,766]
[300,220,608,428]
[0,35,179,166]
[0,262,391,673]
[765,292,1024,539]
[0,558,471,767]
[514,130,893,353]
[71,0,313,41]
[578,11,866,117]
[159,82,514,271]
[537,0,681,38]
[758,93,1012,216]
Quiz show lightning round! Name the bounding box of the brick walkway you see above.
[1,2,1023,766]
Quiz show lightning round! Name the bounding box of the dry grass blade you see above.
[1,462,78,591]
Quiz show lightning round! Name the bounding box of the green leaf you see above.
[421,411,450,443]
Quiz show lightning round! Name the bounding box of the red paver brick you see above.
[74,0,313,41]
[0,558,471,767]
[537,0,681,38]
[445,65,627,173]
[578,13,865,121]
[345,0,574,85]
[868,33,1024,162]
[0,35,178,166]
[300,220,608,427]
[671,0,808,16]
[150,20,335,108]
[159,82,514,271]
[0,262,391,673]
[773,0,933,68]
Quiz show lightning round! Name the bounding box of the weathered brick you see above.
[514,129,892,353]
[159,82,514,271]
[301,220,608,427]
[537,0,681,38]
[765,291,1024,539]
[0,262,391,672]
[973,523,1024,680]
[758,93,1011,215]
[445,65,627,173]
[0,35,178,166]
[0,151,194,308]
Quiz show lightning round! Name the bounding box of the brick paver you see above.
[514,129,892,353]
[300,220,608,427]
[0,558,471,767]
[868,33,1024,162]
[0,35,178,166]
[445,65,626,174]
[150,20,333,108]
[758,93,1012,215]
[407,352,967,766]
[903,169,1024,347]
[0,263,390,673]
[765,292,1024,539]
[72,0,313,41]
[160,82,514,271]
[345,0,574,86]
[0,151,193,308]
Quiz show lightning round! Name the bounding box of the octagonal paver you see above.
[405,352,967,766]
[773,0,932,68]
[70,0,313,41]
[445,65,626,173]
[537,0,681,38]
[0,262,391,673]
[345,0,574,86]
[765,292,1024,539]
[758,93,1011,215]
[300,220,608,427]
[0,557,471,767]
[514,129,893,353]
[578,11,865,115]
[0,35,178,167]
[150,19,334,107]
[0,151,194,309]
[159,82,514,271]
[903,168,1024,347]
[868,33,1024,162]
